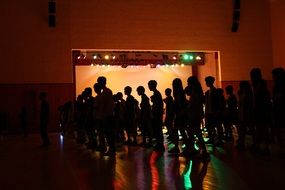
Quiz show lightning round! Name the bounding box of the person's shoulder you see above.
[103,87,113,95]
[106,87,112,93]
[143,94,149,100]
[155,90,162,96]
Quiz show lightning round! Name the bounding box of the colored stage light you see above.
[196,56,202,60]
[104,55,110,60]
[77,54,86,59]
[183,53,194,61]
[183,54,190,60]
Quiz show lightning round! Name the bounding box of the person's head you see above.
[93,83,101,94]
[136,86,145,96]
[84,87,92,97]
[148,80,157,91]
[97,76,107,89]
[77,94,83,102]
[165,88,172,96]
[187,76,198,87]
[116,92,123,100]
[239,80,251,93]
[39,92,47,100]
[205,76,215,87]
[124,86,132,95]
[187,76,203,96]
[225,85,234,95]
[81,90,88,100]
[250,68,263,89]
[272,67,285,83]
[172,78,184,96]
[250,68,262,81]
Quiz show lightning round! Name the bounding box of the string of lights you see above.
[73,50,205,68]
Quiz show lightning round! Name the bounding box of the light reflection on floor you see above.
[1,133,285,190]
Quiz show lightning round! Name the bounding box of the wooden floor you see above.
[0,132,285,190]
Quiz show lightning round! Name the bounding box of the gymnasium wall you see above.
[0,0,278,132]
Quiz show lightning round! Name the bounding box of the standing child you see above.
[224,85,238,142]
[163,88,175,142]
[148,80,165,152]
[137,86,152,147]
[124,86,137,145]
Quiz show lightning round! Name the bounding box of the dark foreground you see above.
[0,132,285,190]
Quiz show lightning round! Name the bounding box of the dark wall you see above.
[0,83,74,134]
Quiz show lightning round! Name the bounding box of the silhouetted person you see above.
[115,92,126,144]
[124,86,137,145]
[204,76,223,146]
[93,82,105,151]
[58,104,66,135]
[224,85,238,142]
[163,88,175,142]
[58,101,74,137]
[137,86,152,147]
[84,87,96,149]
[74,93,87,144]
[185,76,209,159]
[216,88,226,144]
[236,80,254,149]
[39,92,50,147]
[113,94,120,142]
[63,101,74,137]
[272,67,285,156]
[134,99,141,139]
[250,68,271,154]
[169,78,188,154]
[148,80,165,152]
[19,105,28,137]
[97,76,115,156]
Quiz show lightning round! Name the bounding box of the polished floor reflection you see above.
[0,133,285,190]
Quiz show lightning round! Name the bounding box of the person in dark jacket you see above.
[224,85,238,142]
[250,68,271,154]
[204,76,223,146]
[163,88,175,142]
[137,86,152,147]
[124,86,137,145]
[185,76,209,159]
[148,80,165,152]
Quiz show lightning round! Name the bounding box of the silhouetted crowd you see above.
[58,67,285,159]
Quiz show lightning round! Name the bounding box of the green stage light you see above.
[182,53,194,61]
[183,54,190,60]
